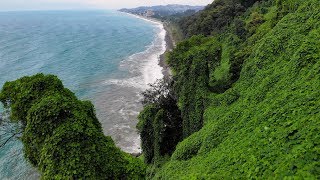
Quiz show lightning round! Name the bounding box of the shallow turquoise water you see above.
[0,10,164,179]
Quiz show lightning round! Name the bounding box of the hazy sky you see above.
[0,0,213,11]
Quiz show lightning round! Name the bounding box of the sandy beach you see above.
[159,22,174,77]
[120,12,174,78]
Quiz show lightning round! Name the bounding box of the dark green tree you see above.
[0,73,146,179]
[138,78,183,164]
[179,0,246,37]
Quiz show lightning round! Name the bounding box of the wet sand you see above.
[159,22,175,77]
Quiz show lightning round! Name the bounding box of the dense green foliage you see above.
[139,0,320,178]
[0,74,145,179]
[137,78,182,165]
[2,0,319,178]
[179,0,265,37]
[167,36,222,137]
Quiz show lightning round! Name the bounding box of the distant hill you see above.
[119,4,204,18]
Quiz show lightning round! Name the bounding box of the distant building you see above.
[145,10,155,17]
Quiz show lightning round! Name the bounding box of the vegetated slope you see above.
[153,0,320,179]
[0,74,145,179]
[178,0,264,37]
[119,5,204,19]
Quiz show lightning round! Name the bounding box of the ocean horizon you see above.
[0,10,165,179]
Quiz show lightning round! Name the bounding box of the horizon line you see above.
[0,3,206,13]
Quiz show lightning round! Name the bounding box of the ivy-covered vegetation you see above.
[0,74,146,179]
[1,0,319,178]
[138,78,182,165]
[179,0,265,37]
[167,36,222,137]
[138,0,320,178]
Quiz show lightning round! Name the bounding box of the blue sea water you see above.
[0,10,165,179]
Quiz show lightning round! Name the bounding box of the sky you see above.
[0,0,213,11]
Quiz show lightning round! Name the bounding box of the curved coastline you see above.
[120,12,173,78]
[100,12,170,155]
[0,11,167,178]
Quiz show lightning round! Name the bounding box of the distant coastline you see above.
[120,11,174,77]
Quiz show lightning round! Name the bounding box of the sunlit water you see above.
[0,10,165,179]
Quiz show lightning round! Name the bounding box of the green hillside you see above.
[0,0,319,179]
[138,0,320,178]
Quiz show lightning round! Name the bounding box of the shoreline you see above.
[121,12,174,78]
[159,22,174,77]
[146,17,174,78]
[117,12,175,156]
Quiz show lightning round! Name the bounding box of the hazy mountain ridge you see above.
[119,4,204,17]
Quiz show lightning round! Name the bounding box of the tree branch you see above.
[0,131,22,148]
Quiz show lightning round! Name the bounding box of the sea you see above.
[0,10,165,179]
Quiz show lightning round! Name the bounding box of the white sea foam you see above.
[104,15,166,90]
[100,14,167,154]
[143,24,166,87]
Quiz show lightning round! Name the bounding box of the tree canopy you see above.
[0,73,146,179]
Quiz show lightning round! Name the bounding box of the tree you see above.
[179,0,246,37]
[138,77,183,164]
[0,110,23,148]
[0,73,146,179]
